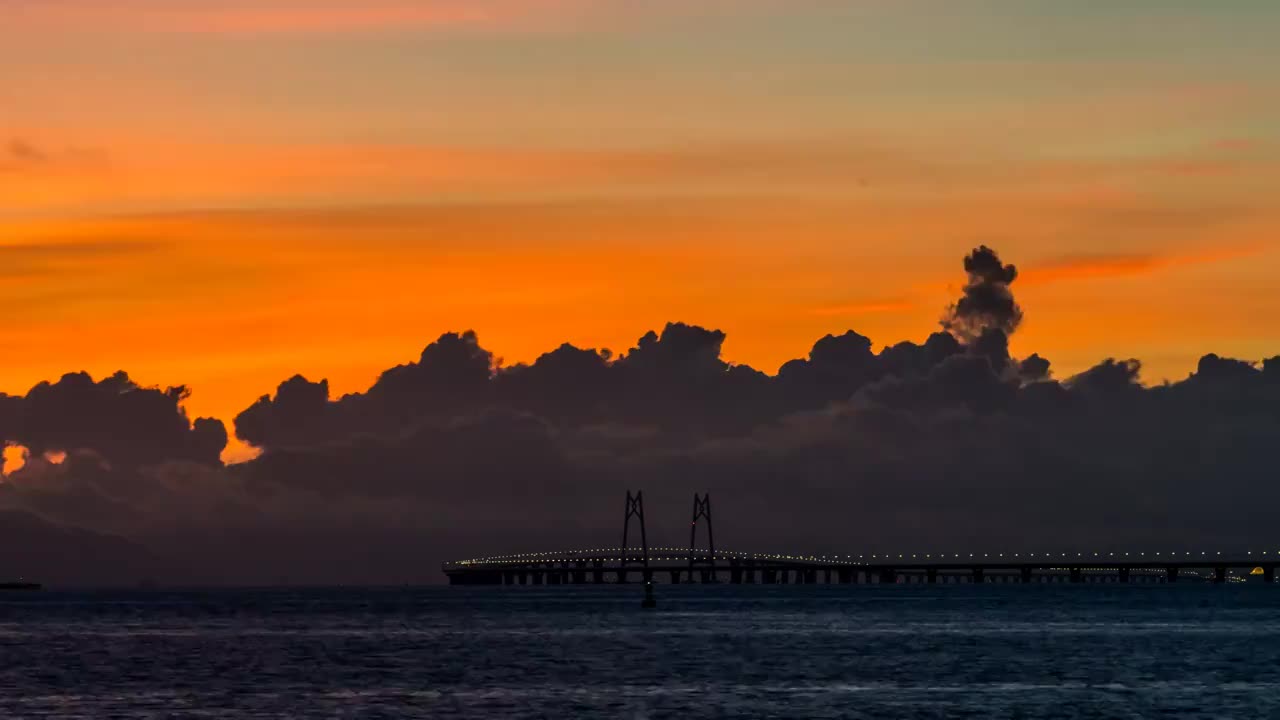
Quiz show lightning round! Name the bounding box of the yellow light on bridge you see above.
[1252,567,1266,576]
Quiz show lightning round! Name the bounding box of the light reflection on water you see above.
[2,585,1279,718]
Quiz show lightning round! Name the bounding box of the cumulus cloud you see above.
[943,245,1023,343]
[0,371,226,470]
[5,246,1280,584]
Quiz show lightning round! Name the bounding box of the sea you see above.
[2,584,1279,718]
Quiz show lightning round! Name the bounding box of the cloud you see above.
[941,245,1022,343]
[6,139,46,163]
[0,239,166,279]
[1022,245,1263,285]
[5,246,1280,584]
[0,371,226,471]
[0,138,47,172]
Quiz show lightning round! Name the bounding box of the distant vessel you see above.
[0,582,41,591]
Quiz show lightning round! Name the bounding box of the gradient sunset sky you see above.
[3,0,1278,461]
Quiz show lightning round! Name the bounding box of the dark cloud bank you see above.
[3,246,1279,585]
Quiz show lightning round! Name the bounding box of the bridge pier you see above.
[1020,567,1032,584]
[972,568,984,585]
[879,568,897,585]
[1214,567,1227,584]
[838,568,853,584]
[592,560,604,585]
[669,570,682,584]
[926,568,938,584]
[763,569,777,584]
[1070,568,1082,584]
[1119,567,1130,584]
[1166,567,1179,584]
[1266,566,1275,584]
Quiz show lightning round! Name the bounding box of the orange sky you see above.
[2,1,1278,462]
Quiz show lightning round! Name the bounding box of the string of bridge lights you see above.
[447,548,1279,568]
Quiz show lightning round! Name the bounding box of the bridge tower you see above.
[619,490,650,583]
[688,493,717,582]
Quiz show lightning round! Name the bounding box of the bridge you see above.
[443,492,1278,586]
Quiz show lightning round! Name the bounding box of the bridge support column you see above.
[592,560,604,585]
[1069,568,1082,584]
[780,569,790,584]
[1119,567,1130,584]
[617,569,629,584]
[972,568,984,585]
[1214,567,1227,584]
[573,563,587,584]
[669,570,681,584]
[838,568,853,584]
[805,569,818,584]
[763,569,777,584]
[880,568,897,585]
[730,560,742,584]
[926,568,938,584]
[1021,567,1033,584]
[1166,567,1179,584]
[1266,566,1275,584]
[533,571,544,585]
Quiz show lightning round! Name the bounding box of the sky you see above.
[3,0,1279,464]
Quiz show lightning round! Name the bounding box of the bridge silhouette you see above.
[443,492,1277,586]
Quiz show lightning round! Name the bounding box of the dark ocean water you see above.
[2,585,1279,718]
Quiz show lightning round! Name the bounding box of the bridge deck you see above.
[444,548,1279,586]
